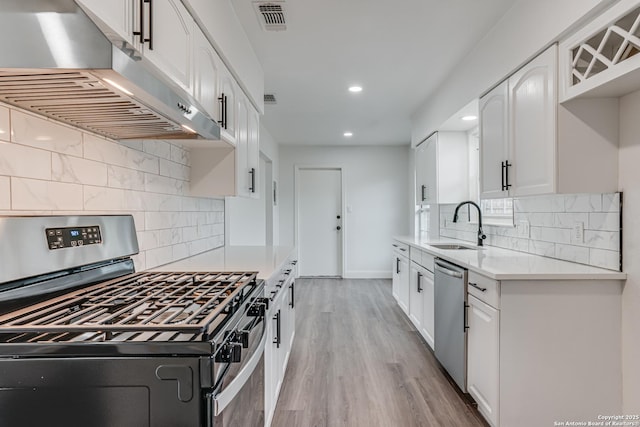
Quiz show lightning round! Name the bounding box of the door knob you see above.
[336,226,342,231]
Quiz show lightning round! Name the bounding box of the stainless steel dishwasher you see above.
[434,258,468,392]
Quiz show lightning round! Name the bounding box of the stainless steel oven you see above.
[0,215,268,427]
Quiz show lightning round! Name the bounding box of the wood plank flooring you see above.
[271,278,487,427]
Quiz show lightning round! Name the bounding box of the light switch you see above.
[572,221,584,244]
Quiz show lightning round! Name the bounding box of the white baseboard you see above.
[343,271,392,279]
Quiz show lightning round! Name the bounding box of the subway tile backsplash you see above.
[440,193,622,271]
[0,102,224,271]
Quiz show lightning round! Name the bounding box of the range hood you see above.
[0,0,220,141]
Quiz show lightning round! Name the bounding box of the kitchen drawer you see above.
[421,252,435,273]
[392,241,409,256]
[410,247,422,264]
[468,271,500,309]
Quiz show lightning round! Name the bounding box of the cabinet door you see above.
[479,80,509,199]
[415,133,437,205]
[420,270,435,350]
[508,45,557,197]
[392,255,401,302]
[409,264,424,331]
[398,256,410,314]
[143,0,194,94]
[193,27,221,120]
[235,96,249,197]
[467,295,500,427]
[76,0,135,46]
[247,105,260,198]
[219,70,238,144]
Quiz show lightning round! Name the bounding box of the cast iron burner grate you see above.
[0,271,258,343]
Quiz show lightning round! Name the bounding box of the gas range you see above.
[0,215,267,427]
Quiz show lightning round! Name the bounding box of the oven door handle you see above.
[213,330,266,416]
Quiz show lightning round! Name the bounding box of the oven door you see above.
[206,308,266,427]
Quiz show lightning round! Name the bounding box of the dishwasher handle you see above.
[434,260,464,279]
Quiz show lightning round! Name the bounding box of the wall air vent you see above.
[253,1,287,32]
[264,93,277,104]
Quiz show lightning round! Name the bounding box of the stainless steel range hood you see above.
[0,0,221,141]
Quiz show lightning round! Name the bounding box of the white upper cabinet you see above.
[76,0,136,47]
[559,0,640,102]
[508,45,557,197]
[479,44,618,198]
[415,131,469,206]
[219,70,238,145]
[235,95,250,198]
[193,26,222,120]
[247,106,260,198]
[479,81,509,199]
[480,45,556,199]
[142,0,194,95]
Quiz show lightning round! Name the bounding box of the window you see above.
[480,198,514,226]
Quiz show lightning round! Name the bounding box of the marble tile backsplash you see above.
[440,193,621,271]
[0,102,224,271]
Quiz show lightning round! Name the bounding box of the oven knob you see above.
[215,342,242,363]
[236,330,249,348]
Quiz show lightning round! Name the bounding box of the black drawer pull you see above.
[469,282,487,292]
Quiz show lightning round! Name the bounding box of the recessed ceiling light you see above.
[462,115,478,121]
[348,86,363,93]
[343,132,353,137]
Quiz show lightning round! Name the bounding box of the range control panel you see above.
[46,226,102,250]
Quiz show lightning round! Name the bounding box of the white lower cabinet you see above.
[409,261,435,350]
[392,250,409,314]
[419,267,435,350]
[467,294,500,427]
[264,262,296,427]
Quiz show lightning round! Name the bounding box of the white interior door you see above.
[297,168,342,277]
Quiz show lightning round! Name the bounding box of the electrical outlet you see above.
[572,221,584,244]
[517,220,530,238]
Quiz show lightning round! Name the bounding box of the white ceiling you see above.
[231,0,518,146]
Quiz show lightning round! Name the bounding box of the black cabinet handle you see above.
[421,185,426,202]
[218,93,227,129]
[464,302,469,332]
[501,161,506,191]
[249,168,256,193]
[396,258,400,274]
[469,282,487,292]
[133,0,145,44]
[273,310,281,348]
[417,271,422,293]
[504,160,512,190]
[289,281,295,308]
[143,0,153,50]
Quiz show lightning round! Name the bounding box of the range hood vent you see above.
[0,0,220,141]
[264,93,277,104]
[254,1,287,31]
[0,71,188,140]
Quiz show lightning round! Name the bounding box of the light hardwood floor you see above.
[271,278,487,427]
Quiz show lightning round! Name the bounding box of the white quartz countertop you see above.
[150,245,296,280]
[394,236,626,281]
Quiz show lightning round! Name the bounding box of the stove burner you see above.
[0,271,258,343]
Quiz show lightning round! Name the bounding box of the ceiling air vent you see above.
[264,93,277,105]
[253,1,287,31]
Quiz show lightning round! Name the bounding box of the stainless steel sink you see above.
[429,243,480,250]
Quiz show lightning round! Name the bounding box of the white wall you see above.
[225,124,280,246]
[279,146,410,278]
[411,0,616,144]
[619,89,640,414]
[0,102,225,272]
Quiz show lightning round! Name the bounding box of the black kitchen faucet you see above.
[452,201,487,247]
